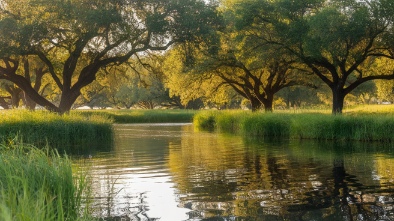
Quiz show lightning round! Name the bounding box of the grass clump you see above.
[194,111,394,142]
[194,111,291,139]
[0,110,113,150]
[193,111,217,131]
[0,141,93,221]
[243,113,291,139]
[194,110,245,133]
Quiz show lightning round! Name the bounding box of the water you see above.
[74,123,394,221]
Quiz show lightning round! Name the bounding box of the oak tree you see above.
[0,0,219,113]
[232,0,394,114]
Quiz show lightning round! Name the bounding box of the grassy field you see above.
[194,105,394,142]
[76,109,196,123]
[0,110,113,151]
[0,142,93,221]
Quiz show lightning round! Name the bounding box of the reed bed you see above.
[76,109,196,123]
[194,110,394,142]
[0,110,113,151]
[0,142,93,221]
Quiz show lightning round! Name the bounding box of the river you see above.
[73,123,394,221]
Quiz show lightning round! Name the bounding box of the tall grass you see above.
[194,110,394,142]
[243,113,291,139]
[292,114,394,142]
[0,110,113,151]
[76,109,196,123]
[0,142,93,221]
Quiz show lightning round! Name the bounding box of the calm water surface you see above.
[74,124,394,221]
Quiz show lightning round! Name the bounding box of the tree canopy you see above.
[229,0,394,113]
[0,0,220,113]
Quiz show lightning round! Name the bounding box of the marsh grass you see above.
[0,110,113,151]
[0,142,93,221]
[194,110,394,142]
[77,109,196,123]
[291,114,394,142]
[193,111,218,131]
[243,113,291,139]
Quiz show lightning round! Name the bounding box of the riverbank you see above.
[194,110,394,142]
[2,106,394,146]
[0,142,93,221]
[0,109,196,151]
[76,109,196,123]
[0,110,113,150]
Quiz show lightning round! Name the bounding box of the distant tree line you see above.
[1,0,394,114]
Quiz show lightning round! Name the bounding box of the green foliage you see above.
[376,80,394,102]
[162,48,239,109]
[0,110,113,151]
[228,0,394,114]
[0,0,220,113]
[0,142,93,221]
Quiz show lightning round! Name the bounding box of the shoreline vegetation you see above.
[1,106,394,146]
[0,110,113,151]
[0,142,93,221]
[0,109,195,152]
[194,106,394,142]
[76,109,196,123]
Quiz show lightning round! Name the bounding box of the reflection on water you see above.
[73,123,394,221]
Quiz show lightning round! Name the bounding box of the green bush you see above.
[193,111,217,131]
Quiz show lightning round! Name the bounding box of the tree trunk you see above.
[10,88,22,108]
[23,92,37,110]
[332,88,346,115]
[58,89,82,114]
[262,95,274,112]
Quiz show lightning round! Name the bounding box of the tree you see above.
[0,0,220,114]
[176,0,313,112]
[200,48,304,112]
[232,0,394,114]
[163,48,240,109]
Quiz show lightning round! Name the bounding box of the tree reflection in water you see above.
[169,130,394,221]
[75,124,394,220]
